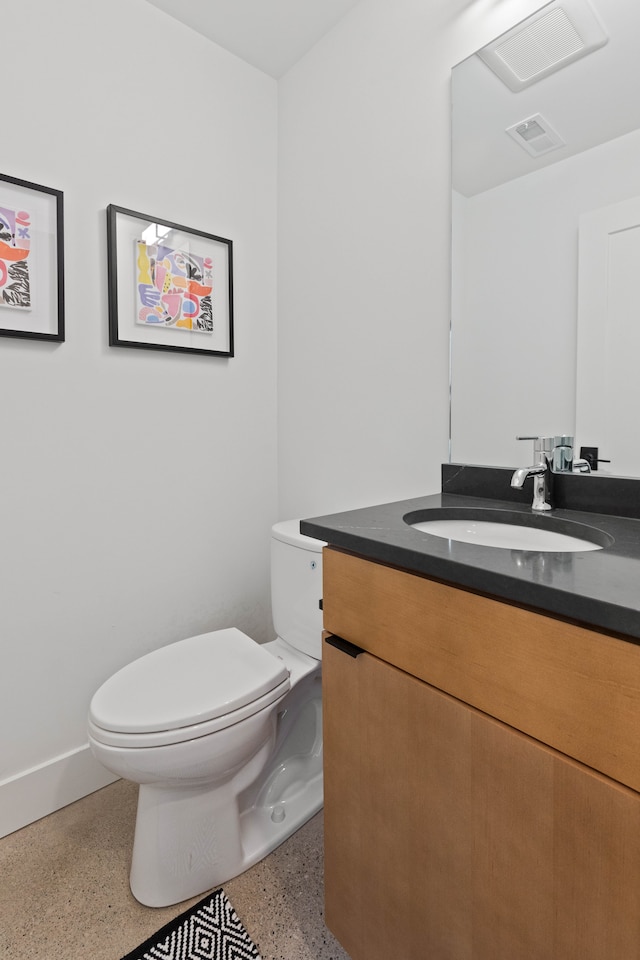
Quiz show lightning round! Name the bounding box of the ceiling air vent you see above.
[477,0,608,92]
[506,113,565,157]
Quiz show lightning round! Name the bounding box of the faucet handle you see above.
[516,436,555,445]
[515,435,555,460]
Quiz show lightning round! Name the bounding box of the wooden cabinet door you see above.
[323,638,640,960]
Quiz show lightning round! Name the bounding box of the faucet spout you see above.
[510,450,552,511]
[510,464,546,489]
[512,436,562,511]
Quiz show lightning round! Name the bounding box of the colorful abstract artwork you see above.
[136,241,213,333]
[0,204,32,309]
[108,205,232,357]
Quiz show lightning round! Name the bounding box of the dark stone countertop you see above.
[300,465,640,645]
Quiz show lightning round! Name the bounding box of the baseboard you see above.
[0,744,119,839]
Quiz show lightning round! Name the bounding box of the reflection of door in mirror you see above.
[451,0,640,477]
[577,197,640,477]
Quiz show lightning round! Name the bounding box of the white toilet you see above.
[88,520,326,907]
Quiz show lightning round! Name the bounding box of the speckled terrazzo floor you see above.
[0,779,351,960]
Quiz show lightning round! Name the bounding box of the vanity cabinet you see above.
[322,547,640,960]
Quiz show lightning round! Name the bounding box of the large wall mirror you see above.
[451,0,640,477]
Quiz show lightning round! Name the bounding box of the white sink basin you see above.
[410,518,604,552]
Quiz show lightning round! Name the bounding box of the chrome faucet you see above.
[511,436,555,511]
[512,434,592,511]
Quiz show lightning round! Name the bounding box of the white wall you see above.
[1,0,548,837]
[0,0,278,835]
[451,126,640,469]
[276,0,547,519]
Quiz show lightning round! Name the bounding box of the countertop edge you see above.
[301,490,640,645]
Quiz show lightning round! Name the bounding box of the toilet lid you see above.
[89,628,289,734]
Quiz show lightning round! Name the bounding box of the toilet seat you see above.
[89,628,290,748]
[89,678,290,748]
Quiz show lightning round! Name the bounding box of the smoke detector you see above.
[478,0,608,92]
[506,113,565,156]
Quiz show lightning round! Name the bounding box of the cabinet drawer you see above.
[323,546,640,791]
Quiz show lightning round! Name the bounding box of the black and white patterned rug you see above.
[120,888,262,960]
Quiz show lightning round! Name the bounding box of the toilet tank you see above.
[271,520,326,660]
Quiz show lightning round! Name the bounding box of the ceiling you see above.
[143,0,362,78]
[453,0,640,196]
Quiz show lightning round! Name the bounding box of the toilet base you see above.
[129,768,323,908]
[129,667,323,907]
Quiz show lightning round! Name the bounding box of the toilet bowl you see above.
[88,521,326,907]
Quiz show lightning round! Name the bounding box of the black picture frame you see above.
[0,173,64,342]
[107,204,234,358]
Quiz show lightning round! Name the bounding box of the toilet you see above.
[88,520,326,907]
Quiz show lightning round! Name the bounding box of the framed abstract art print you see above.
[0,173,64,342]
[107,205,234,358]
